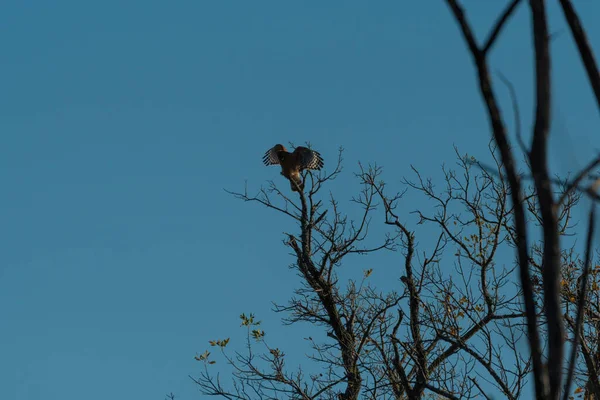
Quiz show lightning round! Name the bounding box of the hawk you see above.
[263,144,324,192]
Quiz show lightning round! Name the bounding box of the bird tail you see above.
[290,174,304,192]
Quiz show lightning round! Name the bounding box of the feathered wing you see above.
[294,146,324,171]
[262,144,287,166]
[262,144,323,192]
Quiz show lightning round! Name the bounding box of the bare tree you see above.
[191,140,592,399]
[191,1,600,399]
[444,0,600,399]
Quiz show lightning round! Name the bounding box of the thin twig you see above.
[482,0,523,54]
[562,204,596,400]
[496,71,527,156]
[557,155,600,208]
[558,0,600,116]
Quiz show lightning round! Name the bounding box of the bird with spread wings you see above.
[263,144,324,192]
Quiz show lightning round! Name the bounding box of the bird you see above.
[263,144,324,192]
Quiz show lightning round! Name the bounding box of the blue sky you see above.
[2,1,600,399]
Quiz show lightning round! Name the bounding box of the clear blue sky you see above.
[2,1,600,399]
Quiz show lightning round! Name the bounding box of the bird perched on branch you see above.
[263,144,324,192]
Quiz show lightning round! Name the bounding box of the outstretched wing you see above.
[294,146,324,171]
[263,144,287,166]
